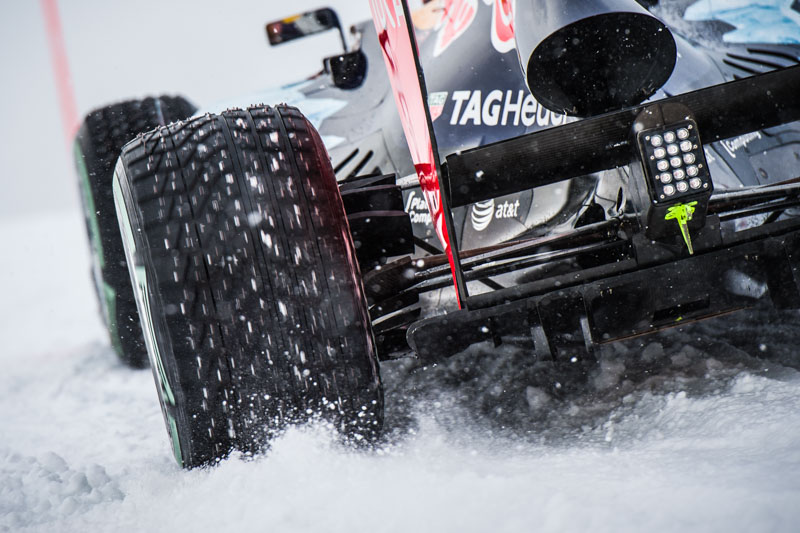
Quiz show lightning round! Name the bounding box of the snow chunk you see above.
[593,358,627,391]
[525,386,551,411]
[0,451,123,530]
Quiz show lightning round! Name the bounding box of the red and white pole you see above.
[40,0,79,143]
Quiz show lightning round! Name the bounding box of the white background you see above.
[0,0,372,219]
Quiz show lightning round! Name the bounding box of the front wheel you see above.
[113,105,383,467]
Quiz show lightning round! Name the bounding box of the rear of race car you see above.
[366,0,800,378]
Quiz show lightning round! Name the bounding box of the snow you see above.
[1,211,800,532]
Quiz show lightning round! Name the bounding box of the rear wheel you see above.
[113,105,383,467]
[75,96,196,367]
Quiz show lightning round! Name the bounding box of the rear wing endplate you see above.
[369,0,468,305]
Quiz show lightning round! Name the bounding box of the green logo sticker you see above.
[665,201,698,255]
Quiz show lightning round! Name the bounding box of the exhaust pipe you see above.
[515,0,677,117]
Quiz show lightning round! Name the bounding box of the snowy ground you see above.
[2,209,800,532]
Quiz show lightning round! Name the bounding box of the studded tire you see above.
[113,105,383,467]
[75,96,197,367]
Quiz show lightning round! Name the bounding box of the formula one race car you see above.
[74,0,800,467]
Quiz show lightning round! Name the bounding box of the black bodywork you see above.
[272,1,800,365]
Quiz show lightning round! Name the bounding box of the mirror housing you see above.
[266,8,346,51]
[323,50,368,90]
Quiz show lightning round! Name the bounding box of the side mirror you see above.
[323,50,368,90]
[266,8,346,51]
